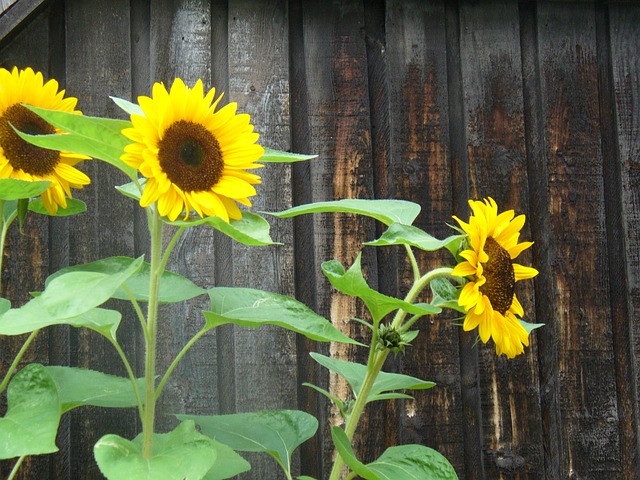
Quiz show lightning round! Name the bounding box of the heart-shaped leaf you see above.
[94,421,217,480]
[46,366,143,413]
[0,178,51,200]
[46,256,206,304]
[311,353,435,403]
[269,199,421,226]
[179,410,317,479]
[322,254,440,322]
[365,223,465,256]
[0,364,60,459]
[205,288,359,344]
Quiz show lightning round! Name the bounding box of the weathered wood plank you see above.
[606,3,640,475]
[458,2,544,478]
[535,3,620,478]
[64,1,136,478]
[385,1,465,476]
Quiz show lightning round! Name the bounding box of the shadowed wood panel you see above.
[384,0,464,475]
[64,1,136,478]
[458,2,544,478]
[537,3,619,478]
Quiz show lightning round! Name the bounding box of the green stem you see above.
[154,325,208,402]
[0,329,40,394]
[142,207,164,459]
[122,284,149,340]
[404,244,420,282]
[7,455,25,480]
[160,226,185,273]
[0,201,18,295]
[108,337,144,420]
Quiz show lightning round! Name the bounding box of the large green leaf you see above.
[0,257,143,334]
[28,197,87,216]
[311,353,435,404]
[169,211,276,246]
[269,199,421,226]
[259,148,316,163]
[203,440,251,479]
[0,364,60,459]
[322,254,440,322]
[0,178,50,200]
[46,366,143,413]
[179,410,317,479]
[18,105,136,178]
[94,421,217,480]
[205,287,359,344]
[367,444,459,479]
[46,256,205,304]
[365,223,465,256]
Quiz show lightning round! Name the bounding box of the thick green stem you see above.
[142,208,163,459]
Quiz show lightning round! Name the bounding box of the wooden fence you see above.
[0,0,639,478]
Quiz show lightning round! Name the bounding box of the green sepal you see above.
[179,410,317,480]
[94,421,217,480]
[322,254,440,323]
[519,320,545,334]
[46,256,206,304]
[268,198,421,226]
[365,223,465,256]
[111,96,144,116]
[259,148,316,163]
[311,352,435,404]
[0,363,61,459]
[205,287,360,345]
[115,179,144,200]
[0,178,50,200]
[18,105,137,179]
[430,277,465,313]
[16,198,29,230]
[28,197,87,216]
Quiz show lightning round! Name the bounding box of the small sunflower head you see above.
[0,67,90,214]
[452,197,539,358]
[377,324,414,355]
[121,78,264,222]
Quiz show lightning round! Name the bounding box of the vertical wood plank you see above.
[534,3,620,478]
[606,3,640,476]
[64,0,135,477]
[458,2,544,478]
[385,0,465,475]
[226,1,297,478]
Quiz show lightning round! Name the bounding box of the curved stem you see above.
[0,329,40,394]
[155,325,209,402]
[404,244,420,282]
[160,225,185,273]
[142,207,163,459]
[122,284,149,340]
[7,455,25,480]
[108,337,144,420]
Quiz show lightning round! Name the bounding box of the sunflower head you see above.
[121,78,264,222]
[0,67,90,214]
[452,197,539,358]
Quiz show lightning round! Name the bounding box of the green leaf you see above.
[0,364,60,459]
[0,297,10,315]
[259,148,316,163]
[268,199,421,226]
[115,179,144,200]
[298,477,317,480]
[203,440,251,479]
[519,320,545,334]
[0,178,50,200]
[322,254,440,323]
[94,421,217,480]
[111,96,144,116]
[18,105,137,179]
[365,223,465,256]
[47,256,206,304]
[430,277,465,313]
[367,444,459,479]
[0,256,143,334]
[302,383,346,414]
[331,427,376,479]
[179,410,317,479]
[28,197,87,216]
[45,366,143,413]
[169,211,276,246]
[17,198,28,229]
[205,287,359,345]
[311,352,435,404]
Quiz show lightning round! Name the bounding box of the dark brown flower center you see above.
[158,120,223,192]
[0,104,60,175]
[479,237,515,314]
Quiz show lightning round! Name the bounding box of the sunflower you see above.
[121,78,263,222]
[452,197,538,358]
[0,67,90,214]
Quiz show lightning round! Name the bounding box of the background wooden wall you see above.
[1,0,639,479]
